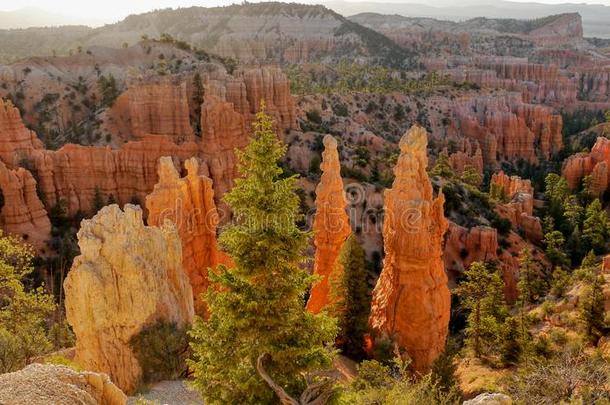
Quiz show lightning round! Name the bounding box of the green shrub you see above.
[129,321,189,384]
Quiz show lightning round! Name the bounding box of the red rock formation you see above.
[64,204,194,394]
[443,222,543,302]
[447,138,484,179]
[126,78,194,142]
[30,137,200,216]
[454,94,562,167]
[0,99,43,167]
[491,171,542,242]
[562,137,610,195]
[576,69,610,103]
[199,95,248,214]
[306,135,351,314]
[146,156,232,315]
[369,125,449,373]
[0,161,51,253]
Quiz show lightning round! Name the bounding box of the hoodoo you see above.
[64,205,194,394]
[368,125,450,373]
[306,135,351,313]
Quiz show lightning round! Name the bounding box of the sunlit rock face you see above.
[306,135,351,314]
[146,156,232,315]
[64,204,194,394]
[369,125,450,373]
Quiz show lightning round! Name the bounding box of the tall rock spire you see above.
[306,135,351,314]
[369,125,450,372]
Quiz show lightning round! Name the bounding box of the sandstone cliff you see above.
[306,135,351,314]
[64,204,194,394]
[369,125,450,373]
[146,157,232,315]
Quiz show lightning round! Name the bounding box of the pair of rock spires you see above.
[307,126,450,373]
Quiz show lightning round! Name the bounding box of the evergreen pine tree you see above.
[328,235,370,359]
[501,317,522,366]
[517,248,546,304]
[430,153,452,179]
[544,230,568,267]
[582,199,609,254]
[461,165,481,186]
[189,106,337,404]
[192,73,205,136]
[579,274,606,344]
[92,186,105,214]
[455,262,507,358]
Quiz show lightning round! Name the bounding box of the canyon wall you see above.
[368,125,449,373]
[64,205,194,394]
[306,135,351,314]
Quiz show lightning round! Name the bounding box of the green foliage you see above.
[308,155,321,177]
[582,199,609,254]
[431,153,453,179]
[500,317,522,366]
[550,267,571,298]
[92,186,105,214]
[192,72,205,136]
[97,74,120,108]
[337,359,460,404]
[189,107,337,404]
[455,262,507,358]
[287,62,449,96]
[517,248,547,304]
[461,165,482,186]
[579,275,607,343]
[129,321,189,384]
[605,110,610,123]
[544,230,568,268]
[0,232,55,373]
[328,235,370,359]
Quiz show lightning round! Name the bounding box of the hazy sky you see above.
[2,0,610,23]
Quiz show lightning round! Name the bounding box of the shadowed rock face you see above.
[369,125,450,373]
[146,156,232,315]
[64,204,194,394]
[307,135,351,314]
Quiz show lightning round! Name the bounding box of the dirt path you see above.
[128,380,203,405]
